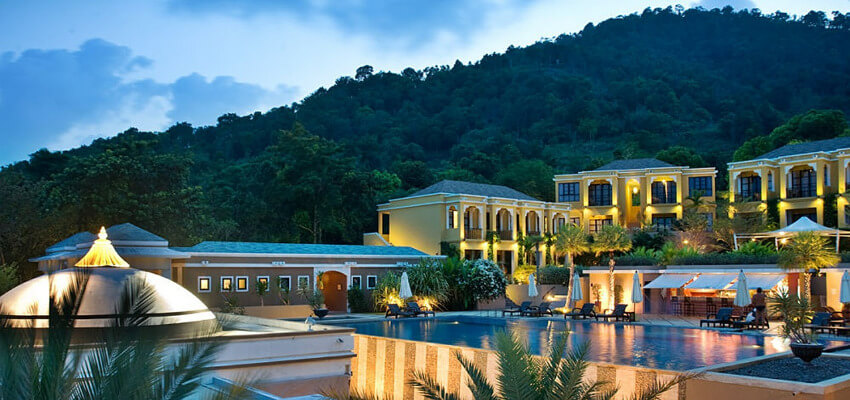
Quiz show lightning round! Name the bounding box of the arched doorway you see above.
[321,271,348,312]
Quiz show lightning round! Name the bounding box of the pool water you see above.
[340,316,846,371]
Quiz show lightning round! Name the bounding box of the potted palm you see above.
[299,288,328,318]
[777,231,839,302]
[770,289,823,362]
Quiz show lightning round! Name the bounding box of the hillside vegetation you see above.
[3,7,850,271]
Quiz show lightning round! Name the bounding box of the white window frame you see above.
[366,275,378,290]
[235,276,249,292]
[278,275,291,291]
[198,276,211,293]
[257,275,269,287]
[351,275,362,289]
[297,275,310,290]
[220,276,234,292]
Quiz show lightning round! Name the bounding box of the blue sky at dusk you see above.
[1,0,848,164]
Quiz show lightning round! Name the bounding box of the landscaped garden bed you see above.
[721,356,850,383]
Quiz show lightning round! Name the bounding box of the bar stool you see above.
[671,296,681,315]
[705,297,717,315]
[683,297,694,316]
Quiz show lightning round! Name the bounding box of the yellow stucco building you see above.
[553,158,717,232]
[728,137,850,227]
[371,180,570,274]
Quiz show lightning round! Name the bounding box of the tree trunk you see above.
[609,252,616,310]
[566,253,575,309]
[801,272,811,301]
[259,296,264,307]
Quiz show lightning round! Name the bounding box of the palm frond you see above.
[628,372,699,400]
[454,351,496,400]
[493,331,539,400]
[409,370,461,400]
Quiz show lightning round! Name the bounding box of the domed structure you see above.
[0,227,216,337]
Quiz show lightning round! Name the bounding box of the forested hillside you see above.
[4,7,850,271]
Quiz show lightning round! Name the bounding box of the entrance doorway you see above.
[321,271,348,312]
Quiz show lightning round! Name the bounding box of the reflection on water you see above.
[343,316,842,370]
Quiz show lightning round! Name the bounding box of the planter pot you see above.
[790,342,825,363]
[313,308,329,319]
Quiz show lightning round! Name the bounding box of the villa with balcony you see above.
[553,159,717,232]
[371,180,570,274]
[728,136,850,228]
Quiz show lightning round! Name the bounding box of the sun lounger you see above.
[564,303,596,320]
[523,302,553,317]
[407,301,435,317]
[385,303,414,319]
[731,319,769,330]
[595,304,632,322]
[699,307,734,327]
[502,299,522,316]
[804,312,834,334]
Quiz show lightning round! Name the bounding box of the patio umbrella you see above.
[399,272,413,299]
[733,270,750,308]
[840,271,850,304]
[528,273,539,298]
[632,271,643,304]
[571,272,583,302]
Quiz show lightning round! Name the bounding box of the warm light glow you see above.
[682,239,689,245]
[632,187,638,194]
[780,238,788,244]
[74,227,130,268]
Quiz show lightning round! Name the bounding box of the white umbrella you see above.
[840,271,850,304]
[734,270,750,308]
[528,273,539,298]
[399,272,413,299]
[632,271,643,304]
[571,272,583,301]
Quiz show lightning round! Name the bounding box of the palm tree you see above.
[336,331,693,400]
[592,225,633,310]
[543,232,557,265]
[555,225,590,309]
[0,269,251,400]
[524,234,544,275]
[778,231,839,301]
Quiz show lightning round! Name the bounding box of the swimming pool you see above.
[339,316,846,371]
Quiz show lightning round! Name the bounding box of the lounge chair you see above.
[407,301,435,317]
[502,299,522,316]
[699,307,734,328]
[804,312,834,334]
[506,301,532,317]
[595,304,632,322]
[385,304,414,319]
[564,303,596,320]
[523,302,553,317]
[731,318,769,330]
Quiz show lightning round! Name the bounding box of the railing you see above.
[525,230,541,236]
[734,193,761,202]
[465,228,482,240]
[588,196,612,207]
[651,197,677,205]
[787,186,816,199]
[498,230,513,241]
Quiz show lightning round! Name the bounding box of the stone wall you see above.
[350,334,683,400]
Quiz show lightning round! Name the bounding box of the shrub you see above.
[734,241,777,255]
[406,259,449,306]
[537,266,572,286]
[615,246,661,266]
[671,252,779,265]
[512,264,536,284]
[660,242,698,265]
[372,271,402,311]
[440,257,473,310]
[467,259,507,302]
[347,286,370,313]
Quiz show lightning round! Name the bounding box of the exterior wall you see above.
[554,166,716,232]
[588,272,645,314]
[350,334,683,400]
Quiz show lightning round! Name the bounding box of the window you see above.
[257,275,269,288]
[220,276,233,292]
[570,217,581,226]
[589,217,612,233]
[278,275,291,291]
[351,275,362,289]
[767,172,774,191]
[652,214,677,230]
[235,276,249,292]
[297,275,310,290]
[789,169,816,198]
[198,276,211,293]
[845,205,850,225]
[553,216,566,232]
[558,182,580,202]
[737,175,761,201]
[825,165,830,186]
[464,249,483,260]
[381,214,390,235]
[651,181,676,204]
[688,177,713,196]
[366,275,378,289]
[447,206,458,229]
[588,183,612,206]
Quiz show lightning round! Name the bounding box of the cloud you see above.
[695,0,757,10]
[167,0,541,47]
[0,39,298,164]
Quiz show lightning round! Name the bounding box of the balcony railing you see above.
[465,228,482,240]
[734,192,761,202]
[498,230,513,241]
[525,230,541,236]
[787,186,816,199]
[651,197,677,205]
[588,196,612,207]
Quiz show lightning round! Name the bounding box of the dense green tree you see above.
[655,146,707,167]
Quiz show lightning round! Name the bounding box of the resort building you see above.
[32,223,434,311]
[728,136,850,227]
[553,159,717,232]
[371,180,571,274]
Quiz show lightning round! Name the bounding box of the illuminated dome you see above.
[0,227,216,338]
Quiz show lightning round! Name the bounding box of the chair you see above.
[564,303,596,320]
[699,307,734,327]
[385,304,414,319]
[407,301,435,317]
[523,302,553,317]
[595,304,632,322]
[705,297,717,315]
[804,312,834,334]
[683,297,694,316]
[671,296,682,315]
[502,298,522,316]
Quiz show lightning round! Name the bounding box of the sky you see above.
[1,0,849,165]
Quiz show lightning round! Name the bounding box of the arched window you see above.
[825,165,830,186]
[447,206,458,229]
[767,172,774,191]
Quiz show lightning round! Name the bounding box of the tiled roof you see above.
[30,246,189,262]
[173,241,431,257]
[408,180,538,201]
[46,232,97,253]
[756,137,850,159]
[106,223,167,242]
[593,158,676,171]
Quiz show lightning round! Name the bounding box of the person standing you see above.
[751,287,767,327]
